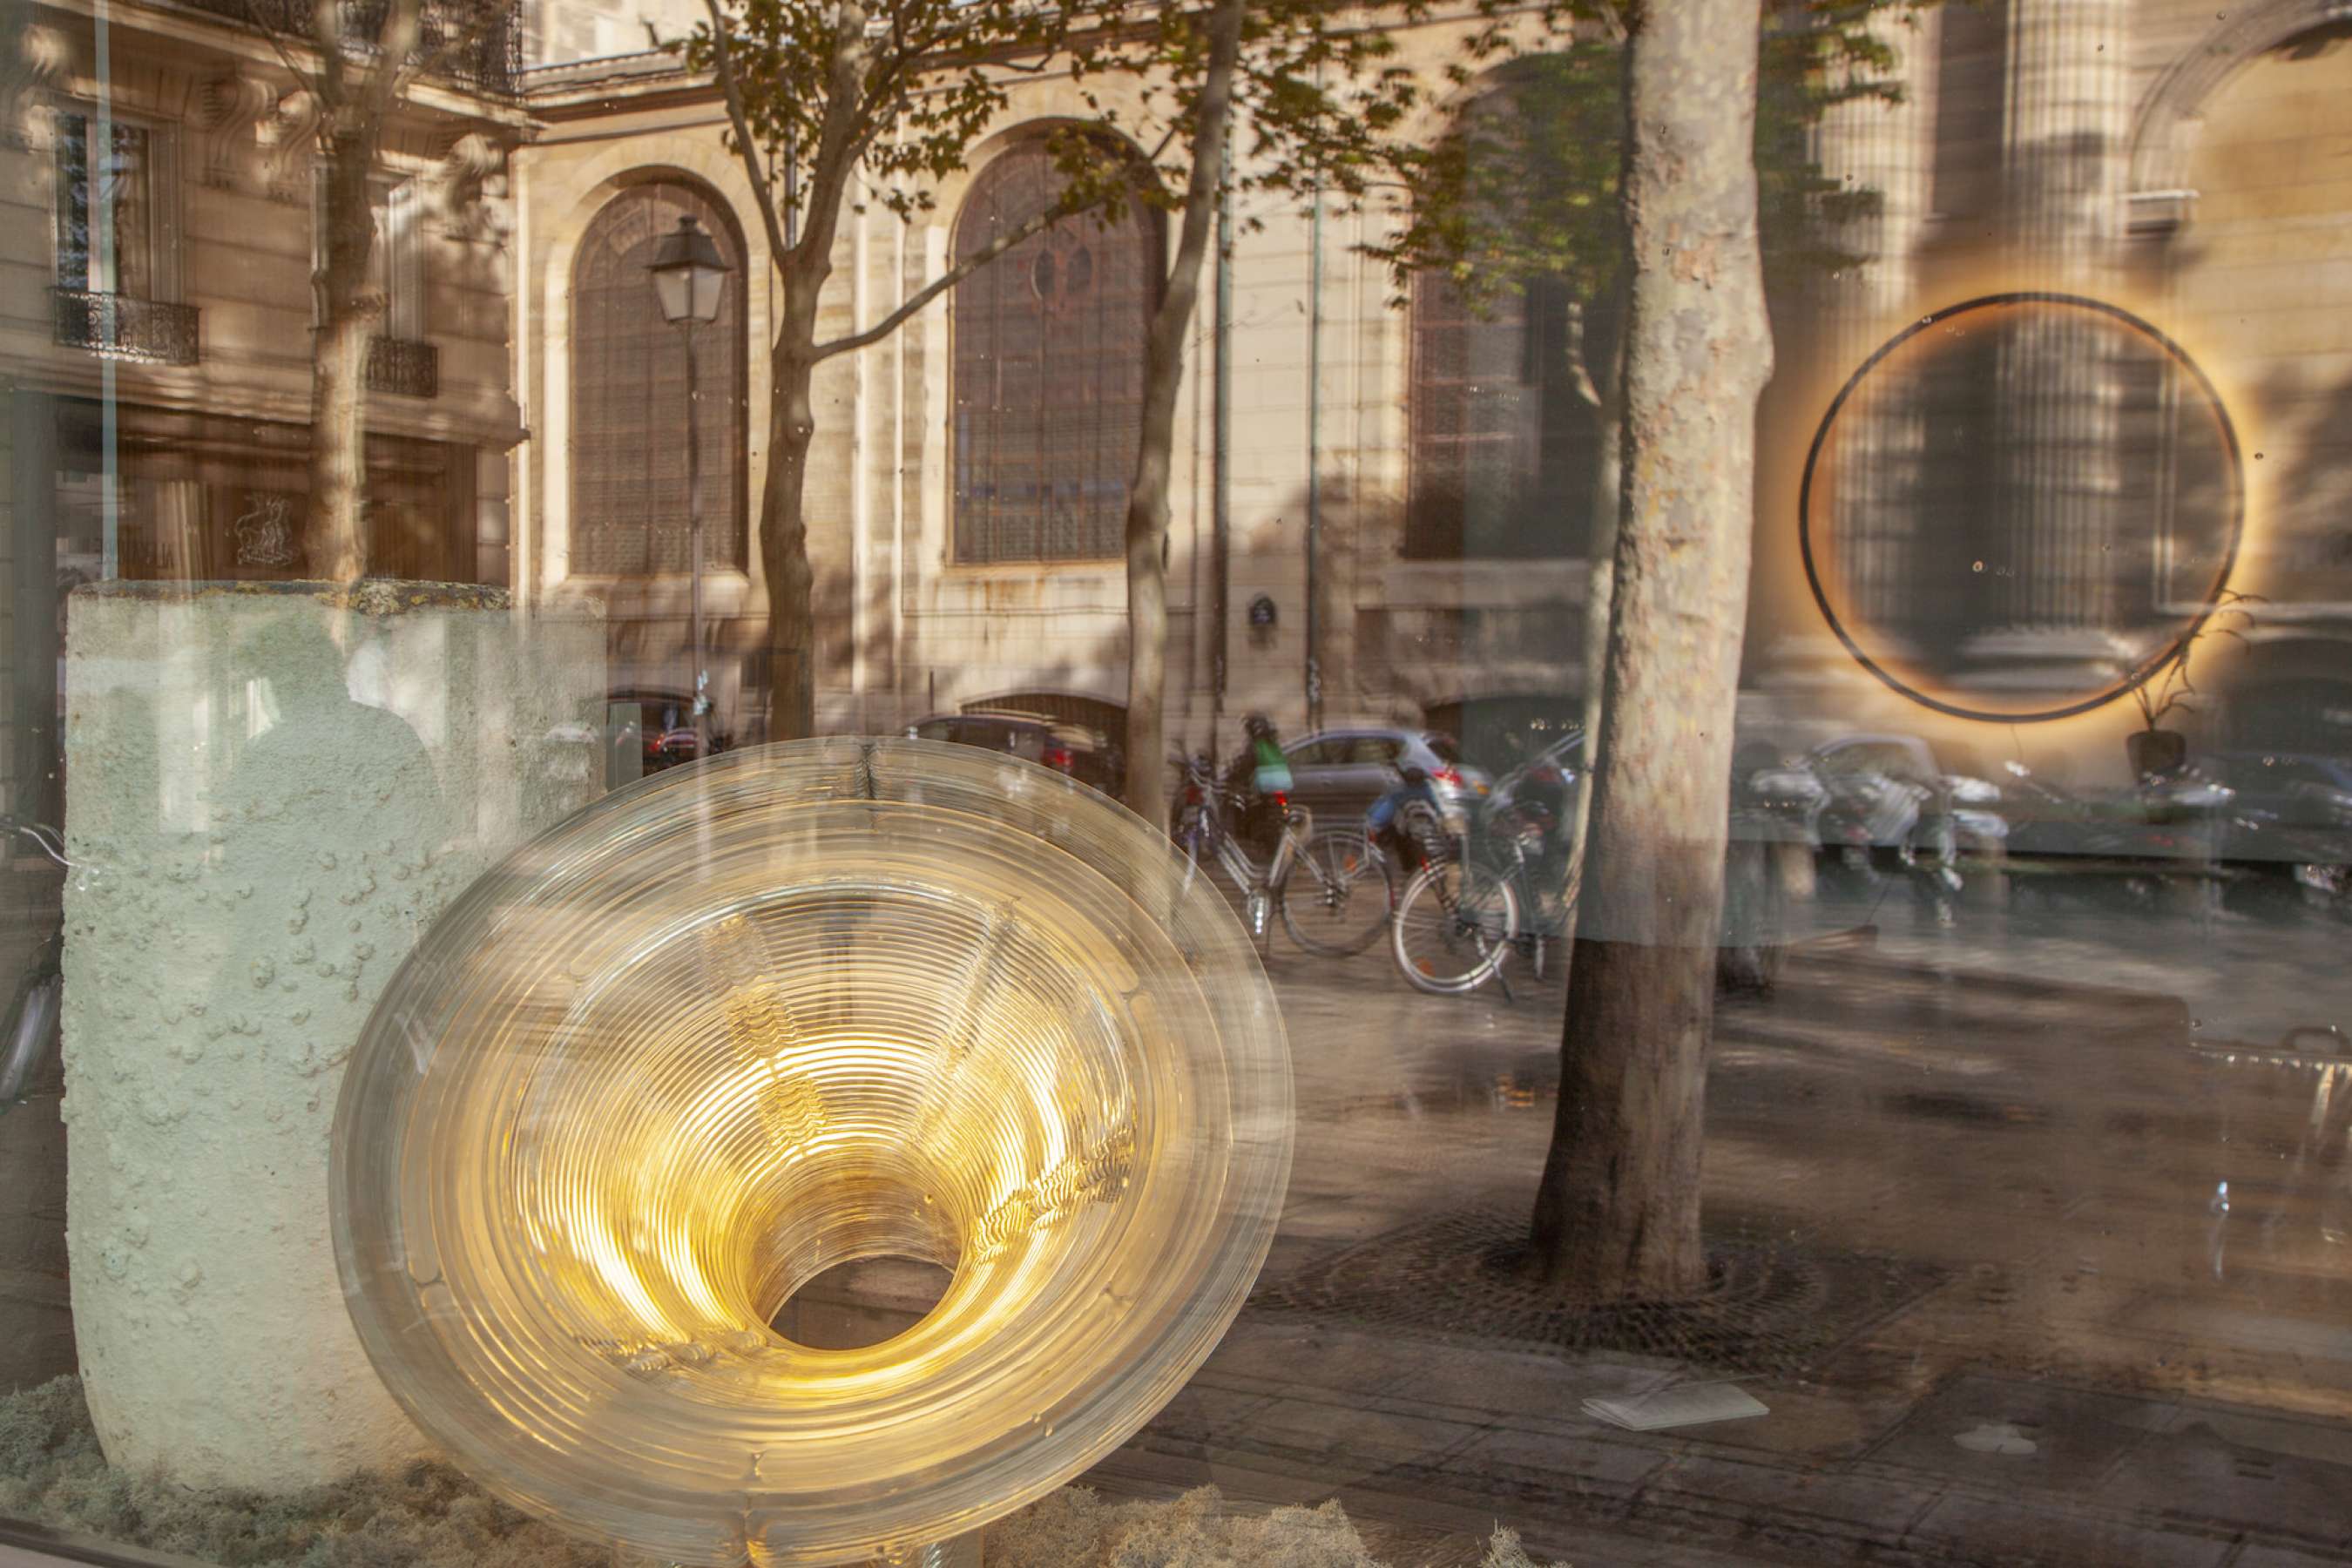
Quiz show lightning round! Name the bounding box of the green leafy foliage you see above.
[1367,1,1929,319]
[676,0,1092,231]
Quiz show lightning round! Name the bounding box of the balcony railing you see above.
[176,0,524,95]
[52,290,200,366]
[367,335,441,398]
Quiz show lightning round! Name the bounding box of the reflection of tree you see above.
[240,0,514,579]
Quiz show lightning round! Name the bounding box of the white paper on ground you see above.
[1581,1381,1769,1431]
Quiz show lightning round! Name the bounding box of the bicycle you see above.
[1168,753,1360,956]
[0,818,72,1112]
[1390,801,1579,997]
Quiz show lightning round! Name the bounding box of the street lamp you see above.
[647,214,731,760]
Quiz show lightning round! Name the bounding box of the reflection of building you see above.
[1767,0,2352,769]
[0,0,525,1396]
[510,24,1603,761]
[2,0,526,819]
[7,0,2351,791]
[524,0,696,66]
[505,2,2352,774]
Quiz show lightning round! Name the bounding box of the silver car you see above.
[1281,727,1492,831]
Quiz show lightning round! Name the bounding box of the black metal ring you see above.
[1796,291,2246,724]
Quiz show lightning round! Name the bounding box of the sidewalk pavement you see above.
[1081,931,2352,1567]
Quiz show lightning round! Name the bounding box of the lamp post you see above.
[647,214,731,760]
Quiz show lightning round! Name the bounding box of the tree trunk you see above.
[308,132,379,582]
[1122,0,1245,825]
[1578,365,1623,755]
[762,341,820,742]
[1528,0,1773,1300]
[1569,325,1624,876]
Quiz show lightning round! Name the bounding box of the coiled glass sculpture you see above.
[332,739,1292,1566]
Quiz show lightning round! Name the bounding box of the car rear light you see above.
[1432,767,1463,789]
[1044,746,1074,773]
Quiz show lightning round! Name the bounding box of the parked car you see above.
[2204,753,2352,835]
[1283,727,1491,831]
[905,709,1124,795]
[1998,757,2247,868]
[609,689,732,777]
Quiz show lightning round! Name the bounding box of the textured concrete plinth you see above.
[59,582,604,1490]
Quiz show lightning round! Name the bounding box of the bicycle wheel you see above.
[1392,857,1519,995]
[1171,814,1204,898]
[1280,828,1397,956]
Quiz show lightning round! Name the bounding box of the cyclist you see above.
[1366,764,1449,874]
[1227,714,1294,856]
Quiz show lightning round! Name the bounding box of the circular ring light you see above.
[1798,291,2246,723]
[332,739,1292,1565]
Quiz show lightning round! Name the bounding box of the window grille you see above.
[1405,272,1603,561]
[570,182,747,576]
[952,141,1154,564]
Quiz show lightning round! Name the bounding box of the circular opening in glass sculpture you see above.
[772,1257,957,1352]
[332,739,1291,1567]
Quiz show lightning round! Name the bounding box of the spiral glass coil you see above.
[331,739,1293,1566]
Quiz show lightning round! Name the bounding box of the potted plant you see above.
[2126,589,2262,779]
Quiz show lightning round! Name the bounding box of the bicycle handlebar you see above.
[0,816,71,869]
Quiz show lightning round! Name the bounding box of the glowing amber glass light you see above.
[331,739,1293,1566]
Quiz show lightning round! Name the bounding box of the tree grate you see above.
[1250,1207,1950,1379]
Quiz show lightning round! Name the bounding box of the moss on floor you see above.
[0,1376,605,1567]
[3,1378,1562,1567]
[988,1487,1565,1568]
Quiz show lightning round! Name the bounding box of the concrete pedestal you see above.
[59,582,604,1490]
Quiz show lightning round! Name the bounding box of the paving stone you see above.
[2175,1405,2352,1470]
[1867,1374,2175,1492]
[1446,1423,1675,1501]
[1365,1342,1671,1426]
[1646,1452,1943,1534]
[1686,1381,1918,1461]
[2100,1416,2352,1544]
[2226,1544,2352,1568]
[1232,1396,1485,1480]
[1905,1494,2232,1568]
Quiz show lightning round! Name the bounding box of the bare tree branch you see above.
[362,0,430,125]
[309,0,345,105]
[700,0,794,267]
[246,0,322,99]
[814,195,1099,362]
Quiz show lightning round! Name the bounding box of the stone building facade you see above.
[1759,0,2352,777]
[0,0,531,1389]
[1,0,529,820]
[509,1,2352,781]
[8,0,2346,790]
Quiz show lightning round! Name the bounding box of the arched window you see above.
[1408,274,1602,559]
[571,181,747,575]
[953,139,1155,564]
[1406,70,1609,561]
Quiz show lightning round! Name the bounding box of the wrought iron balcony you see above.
[174,0,524,95]
[51,289,200,366]
[367,335,441,398]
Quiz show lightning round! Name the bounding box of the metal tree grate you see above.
[1252,1207,1949,1379]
